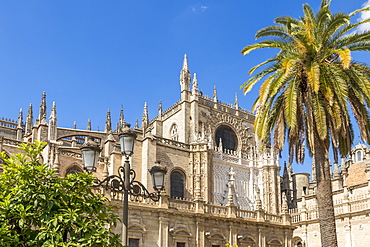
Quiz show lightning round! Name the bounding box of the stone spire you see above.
[105,109,112,133]
[16,108,23,141]
[87,119,91,131]
[49,102,57,119]
[71,122,77,147]
[180,54,191,101]
[158,101,162,118]
[119,107,125,128]
[25,103,33,135]
[48,102,57,141]
[17,108,23,129]
[234,93,239,109]
[282,162,290,192]
[213,86,218,102]
[39,92,47,125]
[192,73,198,96]
[142,102,149,130]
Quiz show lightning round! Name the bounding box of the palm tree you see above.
[240,1,370,246]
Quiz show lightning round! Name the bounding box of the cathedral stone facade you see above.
[6,55,370,247]
[283,142,370,247]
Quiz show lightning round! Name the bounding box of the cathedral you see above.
[0,55,369,247]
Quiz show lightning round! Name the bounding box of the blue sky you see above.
[1,0,369,173]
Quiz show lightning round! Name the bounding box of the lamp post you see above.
[80,123,167,246]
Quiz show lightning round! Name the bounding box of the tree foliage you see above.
[241,0,370,163]
[0,141,123,247]
[240,1,370,246]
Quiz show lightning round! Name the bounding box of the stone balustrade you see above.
[103,190,288,225]
[0,117,18,129]
[290,195,370,224]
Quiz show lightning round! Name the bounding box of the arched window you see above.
[215,125,238,151]
[65,165,84,176]
[170,124,179,141]
[357,151,362,162]
[170,170,185,199]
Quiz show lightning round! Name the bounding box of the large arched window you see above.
[215,125,238,151]
[170,170,185,199]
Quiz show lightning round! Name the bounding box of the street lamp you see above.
[80,123,167,246]
[80,136,101,173]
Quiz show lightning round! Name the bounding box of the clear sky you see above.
[1,0,369,173]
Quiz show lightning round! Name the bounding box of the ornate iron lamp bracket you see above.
[92,166,160,201]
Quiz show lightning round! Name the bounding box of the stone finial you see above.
[25,103,33,135]
[73,121,77,129]
[213,86,218,102]
[119,107,125,128]
[192,73,198,95]
[48,102,57,141]
[256,187,262,210]
[142,102,149,130]
[39,91,47,125]
[105,109,112,133]
[87,119,91,131]
[218,138,223,153]
[234,93,239,108]
[182,54,188,71]
[180,54,191,101]
[17,108,23,129]
[49,102,57,120]
[180,54,190,85]
[135,119,139,129]
[333,162,341,178]
[226,167,236,206]
[16,108,23,141]
[158,101,162,117]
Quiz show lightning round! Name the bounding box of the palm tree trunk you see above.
[313,129,338,247]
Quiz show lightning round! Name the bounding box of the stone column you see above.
[158,216,170,247]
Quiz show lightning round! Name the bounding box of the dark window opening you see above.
[215,125,238,151]
[129,238,140,247]
[177,243,186,247]
[171,171,185,199]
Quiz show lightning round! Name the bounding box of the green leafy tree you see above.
[240,1,370,246]
[0,141,123,247]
